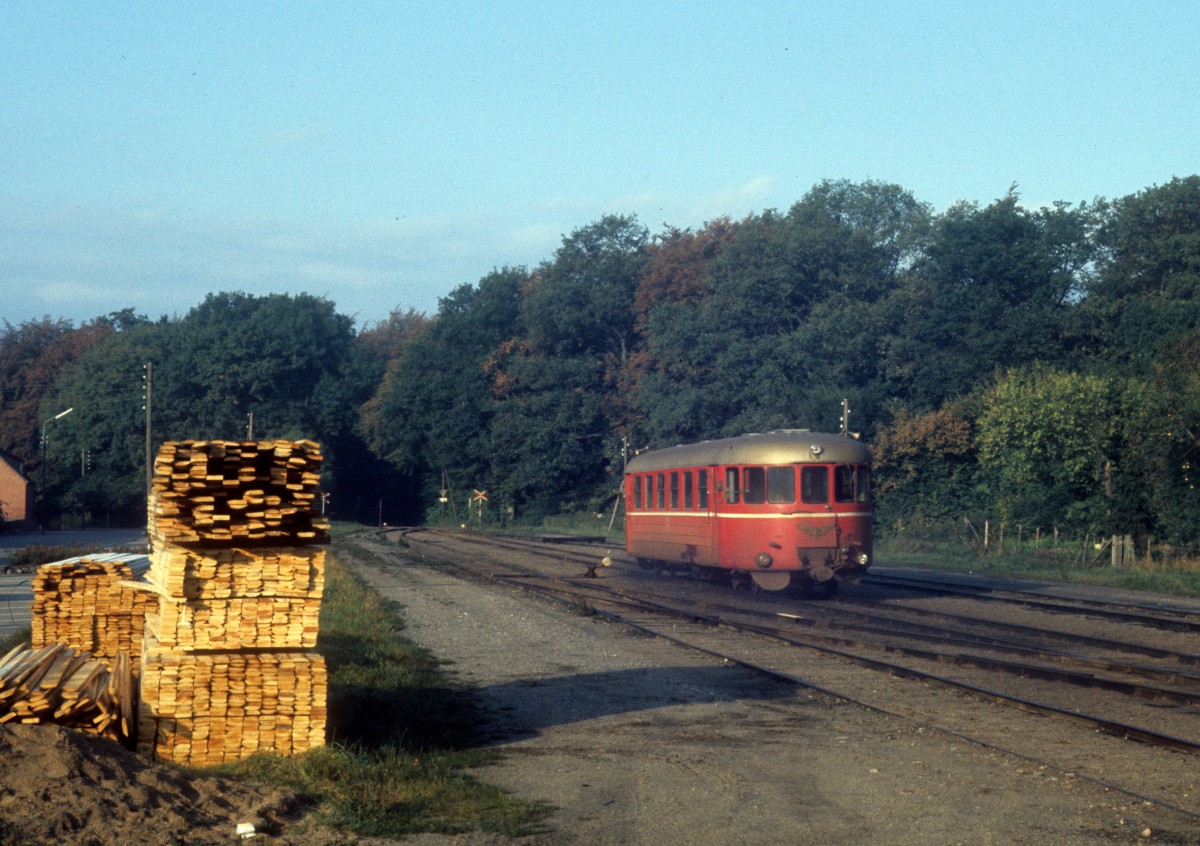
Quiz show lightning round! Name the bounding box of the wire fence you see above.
[881,517,1200,572]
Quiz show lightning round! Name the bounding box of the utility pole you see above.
[144,362,153,506]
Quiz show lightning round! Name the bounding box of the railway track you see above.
[364,528,1200,819]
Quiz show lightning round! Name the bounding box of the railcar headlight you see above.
[754,552,773,569]
[857,552,870,566]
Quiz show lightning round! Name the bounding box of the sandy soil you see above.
[0,723,307,845]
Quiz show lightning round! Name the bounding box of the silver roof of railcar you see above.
[626,430,870,473]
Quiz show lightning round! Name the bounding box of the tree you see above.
[521,214,649,361]
[486,350,611,516]
[362,269,528,518]
[870,397,982,530]
[633,181,931,447]
[0,317,115,471]
[38,320,172,525]
[974,365,1145,533]
[881,192,1091,409]
[1140,331,1200,544]
[1084,176,1200,372]
[151,292,360,441]
[44,292,374,525]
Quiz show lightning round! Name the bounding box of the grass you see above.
[0,626,31,656]
[876,535,1200,598]
[211,547,551,838]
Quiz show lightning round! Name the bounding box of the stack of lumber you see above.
[140,546,324,651]
[148,439,330,545]
[0,644,134,743]
[145,545,325,600]
[138,643,326,762]
[30,553,154,670]
[136,438,329,767]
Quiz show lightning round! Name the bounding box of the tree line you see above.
[2,176,1198,545]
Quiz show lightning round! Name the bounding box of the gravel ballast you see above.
[352,540,1200,846]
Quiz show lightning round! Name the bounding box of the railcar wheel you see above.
[636,558,656,571]
[820,579,839,597]
[750,571,792,592]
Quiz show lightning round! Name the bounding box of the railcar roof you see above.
[626,430,870,472]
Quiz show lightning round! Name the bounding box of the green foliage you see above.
[975,366,1144,532]
[362,269,528,511]
[1085,176,1200,372]
[879,193,1091,409]
[872,397,983,529]
[521,214,648,358]
[36,292,377,525]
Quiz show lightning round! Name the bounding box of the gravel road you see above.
[349,538,1200,846]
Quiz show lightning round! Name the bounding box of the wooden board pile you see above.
[0,644,134,743]
[30,553,154,669]
[148,439,329,545]
[136,439,329,766]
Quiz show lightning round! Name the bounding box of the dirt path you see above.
[353,541,1200,846]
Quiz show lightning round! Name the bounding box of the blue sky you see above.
[3,1,1197,330]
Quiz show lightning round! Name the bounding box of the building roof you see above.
[0,448,31,482]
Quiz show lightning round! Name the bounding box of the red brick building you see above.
[0,449,33,528]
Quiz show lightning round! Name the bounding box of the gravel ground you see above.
[350,539,1200,846]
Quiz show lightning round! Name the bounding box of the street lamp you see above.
[41,407,75,451]
[39,407,74,524]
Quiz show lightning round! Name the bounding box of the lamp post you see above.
[39,407,74,525]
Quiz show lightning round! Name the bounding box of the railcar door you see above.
[700,466,718,563]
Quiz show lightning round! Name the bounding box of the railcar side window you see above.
[669,472,679,508]
[698,470,709,508]
[801,466,829,503]
[833,465,872,503]
[834,465,854,502]
[724,467,739,503]
[684,471,693,509]
[646,475,655,510]
[767,467,795,503]
[656,473,666,509]
[857,466,872,503]
[633,476,642,509]
[743,467,766,504]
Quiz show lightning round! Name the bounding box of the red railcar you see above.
[624,430,872,593]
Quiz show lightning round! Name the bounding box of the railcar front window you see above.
[743,467,766,504]
[801,466,829,504]
[698,470,709,508]
[767,467,795,503]
[724,468,739,504]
